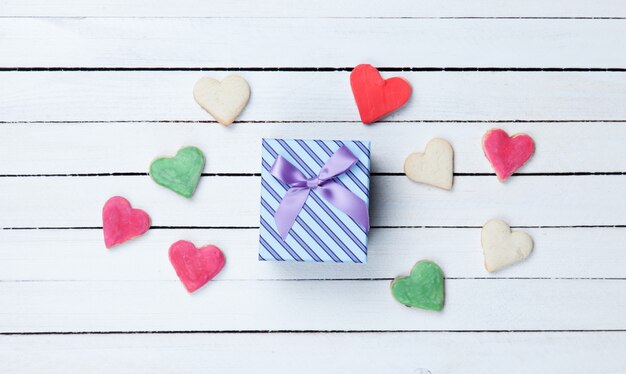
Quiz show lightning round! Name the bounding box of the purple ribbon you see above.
[270,146,370,240]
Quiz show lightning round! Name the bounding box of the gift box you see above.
[259,138,371,263]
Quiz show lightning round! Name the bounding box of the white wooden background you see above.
[1,1,626,373]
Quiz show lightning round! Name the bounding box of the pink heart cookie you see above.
[482,129,535,181]
[169,240,225,293]
[102,196,151,248]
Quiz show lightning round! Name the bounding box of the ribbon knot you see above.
[269,145,370,240]
[306,177,320,188]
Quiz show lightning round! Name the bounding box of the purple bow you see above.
[270,146,370,240]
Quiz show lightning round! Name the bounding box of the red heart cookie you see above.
[102,196,151,248]
[482,129,535,181]
[169,240,225,293]
[350,64,412,124]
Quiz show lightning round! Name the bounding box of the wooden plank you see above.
[1,332,625,374]
[2,0,626,18]
[1,19,626,67]
[0,279,624,332]
[1,3,623,371]
[0,175,623,228]
[2,72,626,122]
[1,227,625,280]
[0,122,625,174]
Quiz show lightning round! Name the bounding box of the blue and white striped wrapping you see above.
[259,138,371,263]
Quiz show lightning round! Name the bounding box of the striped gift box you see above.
[259,138,371,263]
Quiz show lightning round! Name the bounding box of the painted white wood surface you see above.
[1,123,625,174]
[1,175,623,227]
[2,332,625,374]
[3,0,626,18]
[1,228,625,280]
[0,2,625,373]
[3,72,626,122]
[1,279,625,332]
[1,19,626,67]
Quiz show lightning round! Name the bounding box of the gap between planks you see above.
[3,67,626,72]
[2,329,626,335]
[3,16,626,20]
[4,225,626,230]
[1,278,624,282]
[1,172,626,177]
[4,120,626,124]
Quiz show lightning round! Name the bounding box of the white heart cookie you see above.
[403,138,453,190]
[481,220,533,272]
[193,75,250,126]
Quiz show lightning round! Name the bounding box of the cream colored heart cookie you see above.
[193,75,250,126]
[403,138,453,190]
[481,219,533,272]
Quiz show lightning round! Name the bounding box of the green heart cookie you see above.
[391,260,444,311]
[149,146,205,198]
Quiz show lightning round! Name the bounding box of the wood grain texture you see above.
[1,19,626,67]
[2,332,625,374]
[2,0,626,18]
[1,227,625,280]
[1,122,626,174]
[3,72,626,122]
[1,3,626,372]
[1,279,625,332]
[0,175,623,228]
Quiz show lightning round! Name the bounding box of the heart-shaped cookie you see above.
[350,64,412,124]
[404,138,454,190]
[169,240,226,293]
[482,129,535,181]
[149,146,205,198]
[391,260,444,311]
[102,196,151,248]
[193,75,250,126]
[481,219,533,272]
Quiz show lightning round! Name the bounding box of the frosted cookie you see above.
[482,129,535,181]
[102,196,151,248]
[149,146,205,198]
[350,64,412,124]
[390,260,444,311]
[169,240,226,293]
[404,138,453,190]
[193,75,250,126]
[481,219,533,272]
